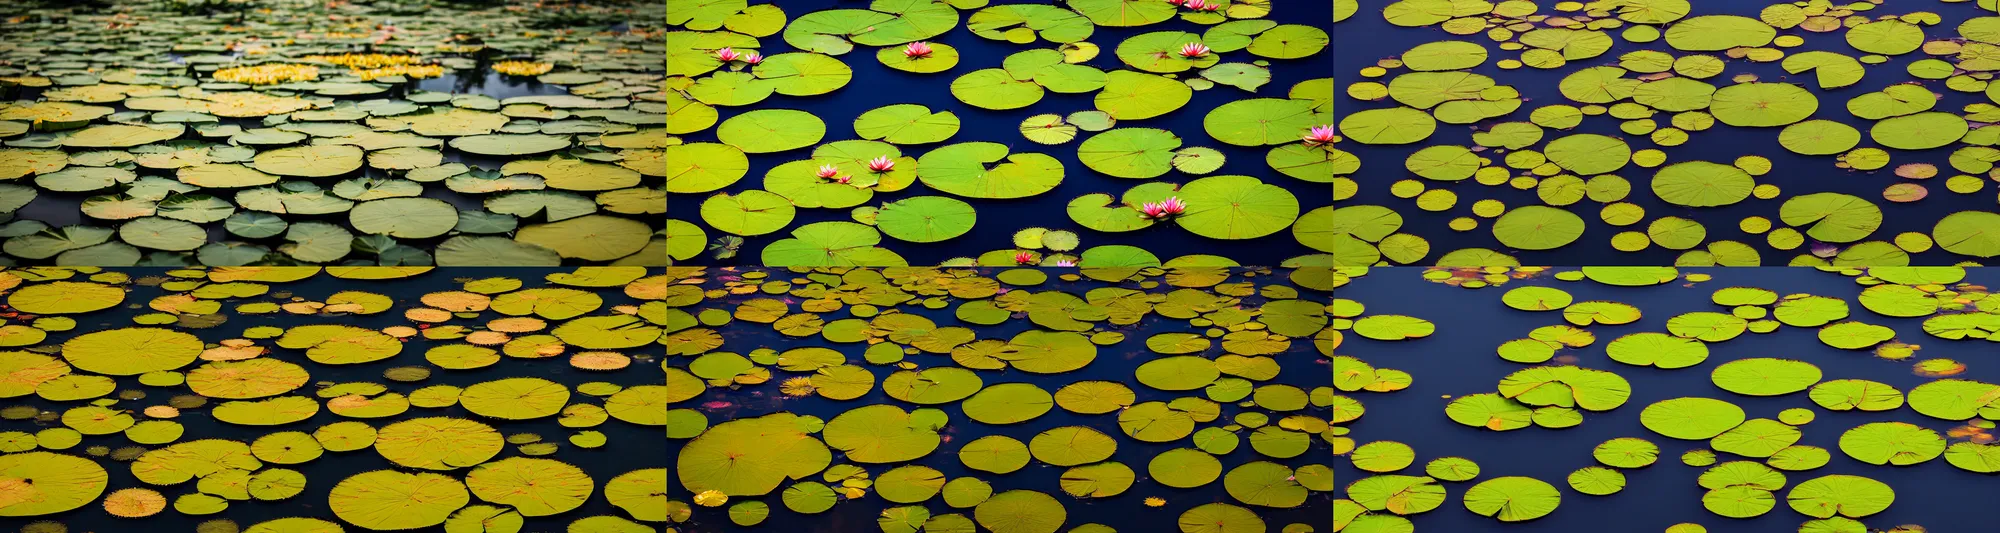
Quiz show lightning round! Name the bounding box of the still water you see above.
[668,268,1332,532]
[1336,1,2000,265]
[1339,267,1995,532]
[669,1,1334,266]
[0,268,660,532]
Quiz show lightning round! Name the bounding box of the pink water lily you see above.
[904,41,934,58]
[1187,0,1218,11]
[1142,197,1187,218]
[1014,251,1037,265]
[1168,0,1187,5]
[868,156,895,172]
[1305,125,1336,145]
[716,47,740,62]
[815,164,840,179]
[837,175,853,184]
[1179,42,1210,58]
[741,51,764,65]
[1053,259,1076,267]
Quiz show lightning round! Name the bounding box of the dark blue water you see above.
[1340,267,1995,532]
[1338,2,2000,265]
[0,268,661,532]
[667,267,1332,532]
[669,1,1333,266]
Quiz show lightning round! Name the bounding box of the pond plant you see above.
[0,266,669,531]
[666,266,1337,532]
[1334,0,2000,266]
[1335,265,2000,532]
[666,0,1334,267]
[0,0,666,266]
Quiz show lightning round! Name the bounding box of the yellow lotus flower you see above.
[780,376,816,397]
[213,64,320,85]
[493,60,555,76]
[1144,497,1166,507]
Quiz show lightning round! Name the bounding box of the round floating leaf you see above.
[974,490,1066,533]
[1204,98,1320,147]
[875,196,977,243]
[1463,476,1561,522]
[1710,358,1821,396]
[1078,128,1180,179]
[328,470,468,529]
[448,134,572,156]
[349,198,459,239]
[0,451,108,516]
[855,104,960,144]
[465,457,593,516]
[251,145,364,177]
[1641,397,1746,440]
[718,109,827,153]
[1838,422,1944,466]
[1491,206,1585,250]
[953,68,1046,110]
[1787,475,1895,519]
[917,142,1064,199]
[1708,83,1817,127]
[61,328,201,375]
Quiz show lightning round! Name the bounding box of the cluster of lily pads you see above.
[665,0,1334,266]
[0,0,666,266]
[1333,265,2000,532]
[0,266,670,532]
[1334,0,2000,266]
[666,266,1336,532]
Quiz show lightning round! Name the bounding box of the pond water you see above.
[11,68,574,234]
[0,1,665,266]
[0,268,664,532]
[666,267,1334,532]
[1338,267,1999,532]
[668,1,1333,266]
[1335,0,2000,266]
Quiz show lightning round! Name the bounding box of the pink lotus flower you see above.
[837,175,853,184]
[815,164,840,179]
[1014,251,1037,265]
[1142,197,1186,218]
[716,47,740,62]
[1187,0,1218,11]
[1053,259,1076,267]
[1305,125,1336,145]
[1168,0,1187,5]
[868,156,895,172]
[741,51,764,65]
[904,42,934,59]
[1179,43,1210,58]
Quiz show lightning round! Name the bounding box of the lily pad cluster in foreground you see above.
[1,0,666,266]
[1335,266,2000,532]
[1334,0,2000,265]
[0,266,669,532]
[667,0,1334,266]
[666,266,1337,532]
